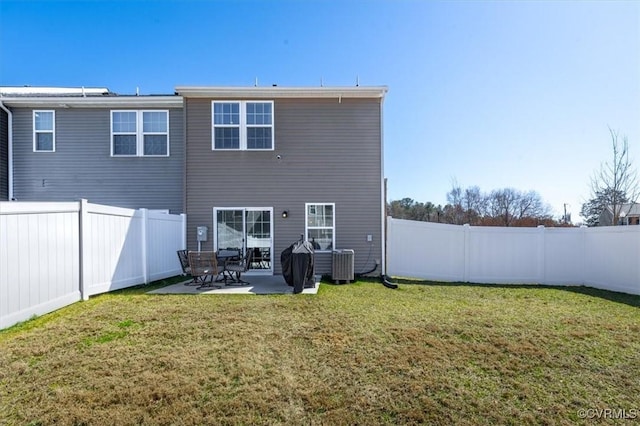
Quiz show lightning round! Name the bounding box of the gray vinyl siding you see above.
[185,97,383,275]
[11,107,184,213]
[0,109,7,200]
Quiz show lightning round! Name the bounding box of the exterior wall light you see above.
[282,210,289,218]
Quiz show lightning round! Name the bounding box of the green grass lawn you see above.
[1,278,639,425]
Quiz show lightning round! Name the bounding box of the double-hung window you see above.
[305,203,335,251]
[33,110,55,152]
[212,101,273,150]
[111,110,169,156]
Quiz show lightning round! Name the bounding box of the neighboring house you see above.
[0,84,388,276]
[599,203,640,226]
[0,87,184,212]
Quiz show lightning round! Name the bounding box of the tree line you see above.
[390,128,638,228]
[387,186,564,227]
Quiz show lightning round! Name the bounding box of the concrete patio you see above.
[148,274,320,295]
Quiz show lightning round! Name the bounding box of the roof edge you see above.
[0,86,110,96]
[0,95,183,108]
[175,86,388,99]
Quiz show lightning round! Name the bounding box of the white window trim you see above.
[305,202,336,252]
[33,110,55,152]
[212,100,274,151]
[111,109,137,157]
[110,110,170,157]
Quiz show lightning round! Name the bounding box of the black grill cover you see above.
[281,244,294,286]
[281,240,315,293]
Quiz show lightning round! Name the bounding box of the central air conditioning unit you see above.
[332,249,354,284]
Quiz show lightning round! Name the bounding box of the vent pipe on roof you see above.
[255,77,258,87]
[136,87,140,96]
[82,86,85,97]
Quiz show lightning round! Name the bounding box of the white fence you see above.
[0,200,186,329]
[387,217,640,296]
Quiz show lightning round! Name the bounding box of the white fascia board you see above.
[175,86,388,99]
[0,96,183,108]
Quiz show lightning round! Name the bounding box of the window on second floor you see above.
[33,110,55,152]
[212,101,274,150]
[111,110,169,157]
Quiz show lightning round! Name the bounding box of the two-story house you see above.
[0,85,387,276]
[0,87,184,212]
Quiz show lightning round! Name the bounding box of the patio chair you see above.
[250,247,265,269]
[224,249,253,285]
[188,251,223,289]
[177,250,199,285]
[259,247,271,269]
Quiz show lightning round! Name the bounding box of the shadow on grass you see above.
[99,275,189,296]
[105,274,640,309]
[390,277,640,308]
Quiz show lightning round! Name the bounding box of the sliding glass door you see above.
[214,207,272,272]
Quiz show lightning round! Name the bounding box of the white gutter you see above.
[0,95,182,109]
[0,101,13,200]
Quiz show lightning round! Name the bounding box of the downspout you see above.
[379,93,386,276]
[0,101,13,200]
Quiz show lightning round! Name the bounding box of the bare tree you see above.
[488,188,519,226]
[447,181,486,225]
[587,127,639,226]
[446,181,465,224]
[464,186,486,223]
[486,188,551,227]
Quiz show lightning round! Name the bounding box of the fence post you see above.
[463,224,470,282]
[181,213,187,250]
[537,225,545,285]
[636,227,640,295]
[79,199,89,301]
[140,208,149,284]
[580,225,587,286]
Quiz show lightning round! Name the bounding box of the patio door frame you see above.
[213,207,274,274]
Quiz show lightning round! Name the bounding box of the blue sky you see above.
[1,0,638,222]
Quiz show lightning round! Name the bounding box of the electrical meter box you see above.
[196,226,208,242]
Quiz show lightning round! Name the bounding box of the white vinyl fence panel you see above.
[388,219,466,281]
[467,226,542,284]
[1,200,186,330]
[147,210,187,281]
[1,202,81,329]
[387,217,640,295]
[543,228,585,285]
[583,226,640,295]
[82,202,147,296]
